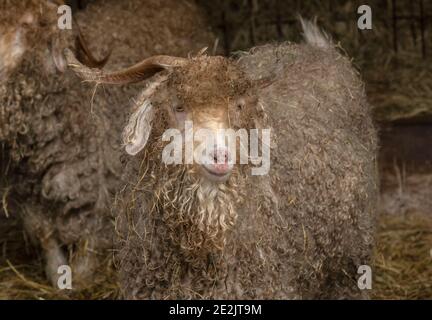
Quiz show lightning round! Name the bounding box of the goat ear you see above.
[122,100,154,156]
[51,38,67,73]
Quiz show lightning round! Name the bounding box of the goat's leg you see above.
[69,215,112,287]
[21,205,67,287]
[69,237,101,287]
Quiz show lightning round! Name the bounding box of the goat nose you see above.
[202,146,233,179]
[212,147,229,165]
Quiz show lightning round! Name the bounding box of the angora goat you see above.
[67,20,378,299]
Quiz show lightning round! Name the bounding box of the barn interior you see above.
[0,0,431,299]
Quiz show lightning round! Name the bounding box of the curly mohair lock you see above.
[114,21,378,299]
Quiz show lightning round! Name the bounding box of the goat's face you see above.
[147,56,256,182]
[0,11,35,80]
[66,52,264,184]
[0,1,70,81]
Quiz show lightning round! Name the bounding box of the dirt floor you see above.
[0,214,119,299]
[373,123,432,299]
[373,213,432,299]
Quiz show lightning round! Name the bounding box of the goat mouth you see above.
[202,165,232,180]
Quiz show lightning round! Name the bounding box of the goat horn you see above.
[64,48,187,84]
[74,17,111,68]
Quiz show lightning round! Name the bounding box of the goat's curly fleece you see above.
[115,40,378,299]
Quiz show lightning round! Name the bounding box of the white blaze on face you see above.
[0,12,35,80]
[0,28,26,80]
